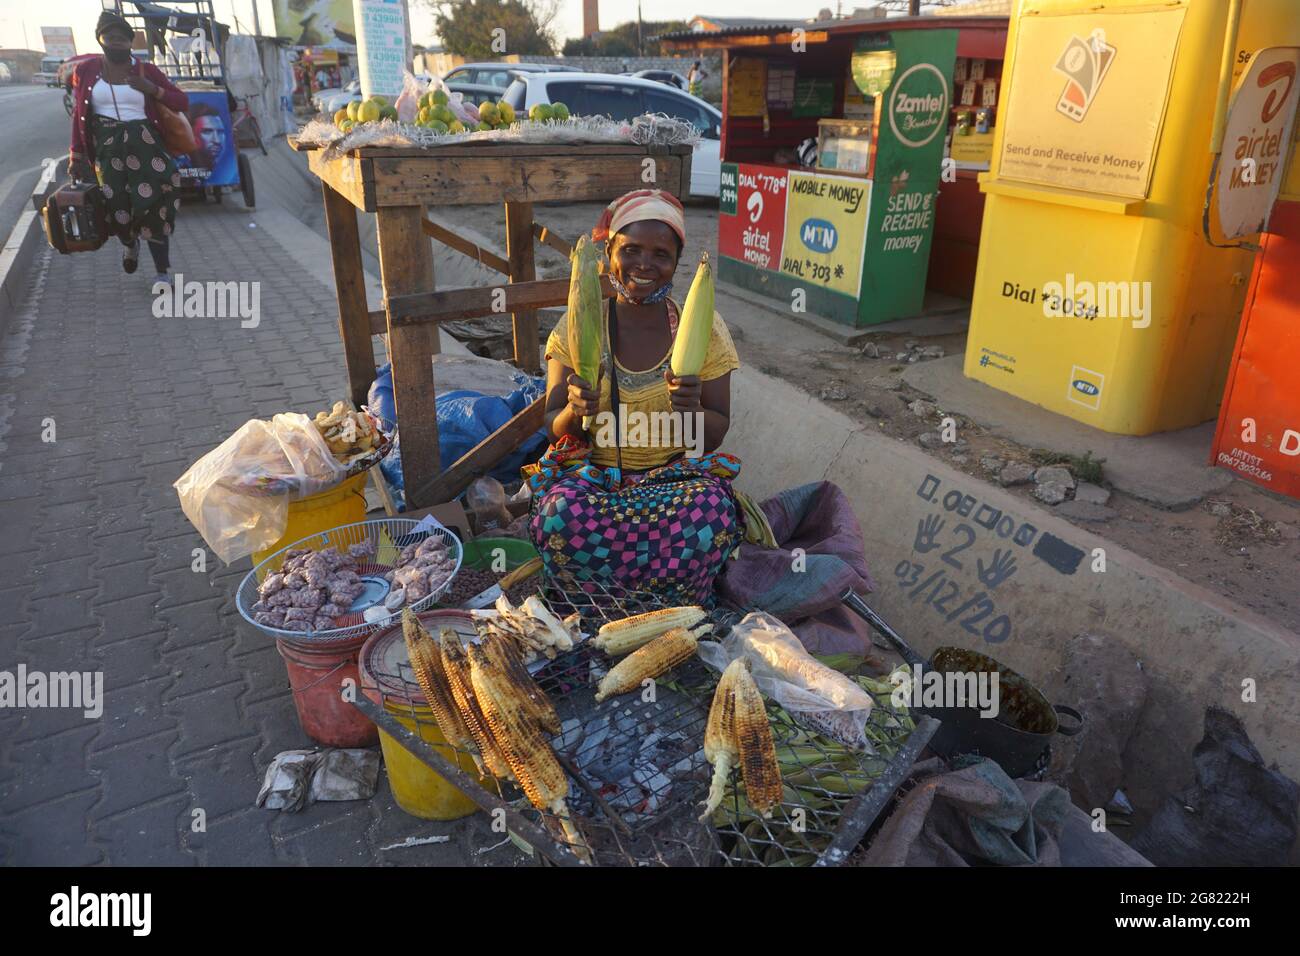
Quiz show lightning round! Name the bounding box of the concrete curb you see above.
[0,162,58,333]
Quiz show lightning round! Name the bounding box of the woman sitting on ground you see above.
[525,188,762,605]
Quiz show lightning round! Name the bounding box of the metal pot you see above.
[842,591,1082,779]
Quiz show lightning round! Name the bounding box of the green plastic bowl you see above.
[460,537,539,571]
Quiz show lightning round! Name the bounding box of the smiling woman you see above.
[522,188,754,605]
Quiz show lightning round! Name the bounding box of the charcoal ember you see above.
[319,602,346,618]
[266,590,295,608]
[258,573,286,596]
[348,541,376,560]
[284,571,308,589]
[253,610,286,628]
[284,607,314,623]
[291,587,327,608]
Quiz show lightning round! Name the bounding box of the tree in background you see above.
[428,0,559,58]
[562,21,690,58]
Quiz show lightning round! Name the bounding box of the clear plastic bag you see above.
[173,413,351,564]
[698,610,876,750]
[465,476,512,532]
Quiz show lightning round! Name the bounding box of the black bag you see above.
[43,181,111,254]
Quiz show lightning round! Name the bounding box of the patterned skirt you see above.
[93,115,181,242]
[523,436,744,607]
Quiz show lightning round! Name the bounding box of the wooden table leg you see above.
[504,200,541,375]
[321,182,376,409]
[377,204,441,509]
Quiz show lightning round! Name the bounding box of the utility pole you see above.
[251,0,263,36]
[637,0,643,57]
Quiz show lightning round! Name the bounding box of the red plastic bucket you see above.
[277,634,378,748]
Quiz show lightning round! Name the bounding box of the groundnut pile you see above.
[251,542,376,632]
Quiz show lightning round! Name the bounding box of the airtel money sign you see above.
[1214,47,1300,241]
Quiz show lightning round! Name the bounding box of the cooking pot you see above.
[842,590,1082,779]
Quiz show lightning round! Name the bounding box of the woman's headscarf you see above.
[592,189,686,247]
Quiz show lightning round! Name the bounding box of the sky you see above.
[0,1,843,55]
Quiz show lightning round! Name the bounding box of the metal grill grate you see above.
[358,571,934,867]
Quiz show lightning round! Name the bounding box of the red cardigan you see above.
[69,56,188,167]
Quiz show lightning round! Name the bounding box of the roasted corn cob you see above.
[670,252,715,377]
[594,626,699,702]
[439,629,513,781]
[479,630,561,735]
[594,605,707,656]
[566,234,604,431]
[700,658,743,821]
[468,643,591,863]
[732,657,782,817]
[402,610,481,772]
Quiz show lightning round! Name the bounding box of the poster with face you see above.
[174,89,238,188]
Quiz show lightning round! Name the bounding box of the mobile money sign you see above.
[996,6,1186,199]
[718,163,788,273]
[780,172,870,300]
[857,28,958,323]
[1209,47,1300,241]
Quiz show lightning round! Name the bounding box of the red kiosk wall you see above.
[1210,200,1300,499]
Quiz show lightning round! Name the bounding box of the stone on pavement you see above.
[997,460,1035,486]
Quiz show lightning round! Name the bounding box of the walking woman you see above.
[525,189,772,606]
[68,11,188,283]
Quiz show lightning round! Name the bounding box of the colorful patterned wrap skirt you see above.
[93,115,181,242]
[523,436,744,606]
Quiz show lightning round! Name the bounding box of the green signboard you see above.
[792,77,835,118]
[720,163,738,216]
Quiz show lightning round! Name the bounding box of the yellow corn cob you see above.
[699,658,743,821]
[566,234,604,431]
[669,252,714,377]
[732,657,782,817]
[439,629,513,781]
[594,605,707,656]
[468,643,592,863]
[594,626,698,702]
[479,630,561,735]
[401,610,481,771]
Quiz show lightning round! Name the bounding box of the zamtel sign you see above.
[801,219,838,253]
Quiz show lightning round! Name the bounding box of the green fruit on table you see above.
[333,108,349,127]
[357,100,380,123]
[380,105,398,121]
[346,100,360,121]
[478,102,499,125]
[529,103,553,122]
[339,119,355,133]
[550,102,569,121]
[431,89,449,106]
[431,104,454,125]
[496,100,515,123]
[429,119,449,134]
[448,119,465,134]
[369,94,388,107]
[477,121,493,132]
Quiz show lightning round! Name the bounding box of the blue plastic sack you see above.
[368,364,548,510]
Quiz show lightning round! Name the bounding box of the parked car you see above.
[445,81,508,108]
[444,62,569,90]
[318,79,360,114]
[502,72,722,198]
[627,69,688,91]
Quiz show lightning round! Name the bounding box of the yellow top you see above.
[545,300,741,471]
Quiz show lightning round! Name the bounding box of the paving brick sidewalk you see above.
[0,202,524,866]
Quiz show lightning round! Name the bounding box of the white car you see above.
[319,79,361,115]
[501,72,722,198]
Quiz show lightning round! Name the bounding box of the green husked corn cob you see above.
[670,252,714,377]
[566,235,604,431]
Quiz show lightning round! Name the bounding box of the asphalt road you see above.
[0,84,72,240]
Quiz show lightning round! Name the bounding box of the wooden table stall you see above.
[289,138,694,510]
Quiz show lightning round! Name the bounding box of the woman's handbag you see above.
[43,181,111,254]
[155,102,198,155]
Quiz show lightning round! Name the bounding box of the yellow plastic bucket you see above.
[252,471,369,575]
[360,611,485,821]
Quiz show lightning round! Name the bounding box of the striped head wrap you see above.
[592,189,686,247]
